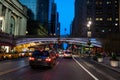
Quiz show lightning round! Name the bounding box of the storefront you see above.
[0,31,15,53]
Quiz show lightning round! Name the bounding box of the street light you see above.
[87,20,92,56]
[87,20,92,37]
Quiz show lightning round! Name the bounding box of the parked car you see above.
[3,52,19,59]
[29,50,56,68]
[64,51,72,58]
[0,53,4,60]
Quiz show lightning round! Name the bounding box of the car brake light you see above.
[29,57,35,61]
[45,58,52,62]
[64,54,67,56]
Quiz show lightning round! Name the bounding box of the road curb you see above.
[75,57,116,80]
[91,59,120,73]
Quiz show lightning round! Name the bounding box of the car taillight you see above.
[45,58,52,62]
[29,57,35,61]
[64,54,67,56]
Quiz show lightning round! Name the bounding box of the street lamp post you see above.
[87,21,92,56]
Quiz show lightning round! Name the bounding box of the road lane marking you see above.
[73,57,99,80]
[56,61,59,66]
[0,64,28,76]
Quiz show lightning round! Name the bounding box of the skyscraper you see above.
[19,0,60,36]
[73,0,119,38]
[19,0,37,20]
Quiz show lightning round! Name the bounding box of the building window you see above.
[100,2,102,5]
[107,1,111,4]
[100,18,103,21]
[115,18,119,21]
[102,30,105,32]
[87,31,91,37]
[115,1,117,3]
[115,23,118,26]
[96,18,99,21]
[87,17,92,21]
[107,18,112,21]
[109,18,112,21]
[10,17,15,34]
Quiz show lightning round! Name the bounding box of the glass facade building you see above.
[19,0,60,36]
[19,0,37,20]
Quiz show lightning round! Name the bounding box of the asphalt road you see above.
[0,57,119,80]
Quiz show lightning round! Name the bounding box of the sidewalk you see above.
[92,57,120,73]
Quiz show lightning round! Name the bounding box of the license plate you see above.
[37,59,42,61]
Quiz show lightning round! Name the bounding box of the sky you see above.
[55,0,75,35]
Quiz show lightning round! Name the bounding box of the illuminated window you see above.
[107,1,111,4]
[107,18,112,21]
[100,2,102,5]
[115,23,118,26]
[115,1,117,3]
[102,30,105,32]
[96,18,99,21]
[87,31,91,37]
[109,18,112,21]
[89,17,92,20]
[115,18,118,21]
[100,18,103,21]
[87,17,92,21]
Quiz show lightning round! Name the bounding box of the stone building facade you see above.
[0,0,27,35]
[0,0,28,52]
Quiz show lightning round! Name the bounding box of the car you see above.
[64,51,72,58]
[50,50,59,58]
[29,50,56,68]
[0,53,4,60]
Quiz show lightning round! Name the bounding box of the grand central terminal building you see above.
[0,0,28,52]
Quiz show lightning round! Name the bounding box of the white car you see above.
[64,51,72,58]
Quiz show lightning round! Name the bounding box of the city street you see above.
[0,57,119,80]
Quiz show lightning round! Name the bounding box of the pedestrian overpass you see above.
[15,37,102,47]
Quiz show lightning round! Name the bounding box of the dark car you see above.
[29,50,56,68]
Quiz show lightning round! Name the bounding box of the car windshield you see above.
[65,52,72,54]
[32,50,49,57]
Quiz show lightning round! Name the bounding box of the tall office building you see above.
[19,0,37,20]
[73,0,119,38]
[19,0,60,36]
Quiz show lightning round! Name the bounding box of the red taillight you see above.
[64,54,67,56]
[45,58,52,62]
[29,57,35,61]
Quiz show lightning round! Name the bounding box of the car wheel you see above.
[49,63,54,68]
[30,66,36,69]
